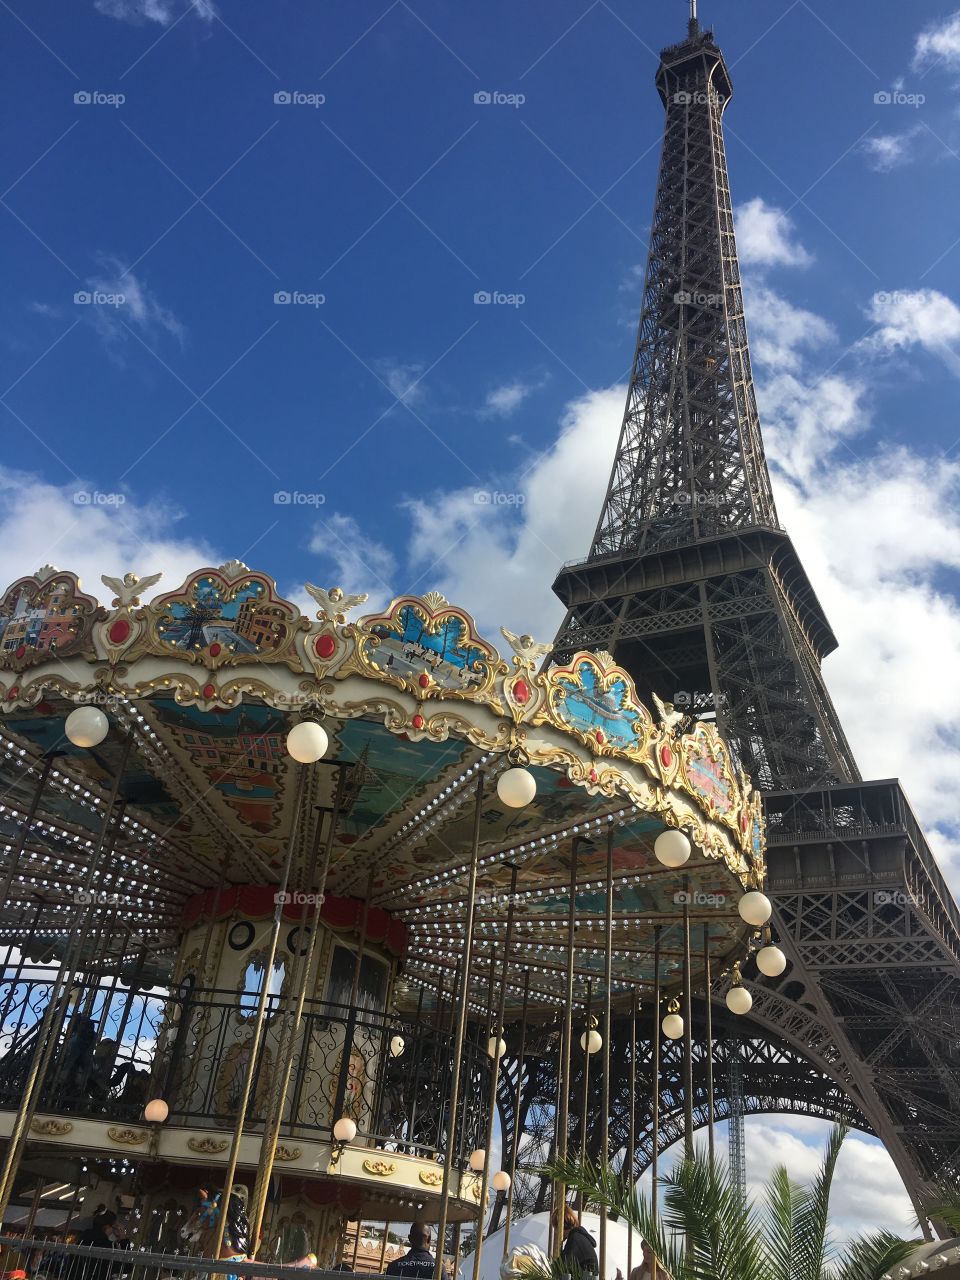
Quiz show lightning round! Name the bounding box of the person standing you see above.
[628,1242,671,1280]
[560,1207,598,1277]
[384,1224,436,1280]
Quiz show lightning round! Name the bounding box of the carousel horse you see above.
[180,1186,250,1260]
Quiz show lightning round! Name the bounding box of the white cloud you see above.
[862,287,960,374]
[376,359,427,406]
[404,387,623,637]
[0,467,216,598]
[307,512,396,613]
[742,281,835,372]
[482,376,546,418]
[82,259,185,352]
[862,131,919,172]
[913,10,960,70]
[94,0,216,24]
[736,197,812,268]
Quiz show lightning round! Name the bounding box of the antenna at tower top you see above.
[689,0,700,35]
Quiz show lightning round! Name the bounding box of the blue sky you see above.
[4,0,960,1237]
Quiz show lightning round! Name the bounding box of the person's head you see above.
[563,1206,578,1233]
[640,1243,653,1263]
[409,1224,431,1250]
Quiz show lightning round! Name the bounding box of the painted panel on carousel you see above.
[334,717,472,853]
[144,565,305,669]
[350,595,500,697]
[0,569,102,671]
[145,698,293,839]
[545,653,653,755]
[680,723,736,820]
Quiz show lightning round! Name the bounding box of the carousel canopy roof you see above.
[0,562,765,1015]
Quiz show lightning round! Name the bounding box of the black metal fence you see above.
[0,975,489,1162]
[0,1236,362,1280]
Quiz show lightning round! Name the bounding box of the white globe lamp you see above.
[469,1149,486,1172]
[726,985,753,1015]
[662,1012,684,1040]
[654,829,691,868]
[580,1028,602,1055]
[287,721,329,763]
[333,1116,357,1144]
[143,1098,168,1124]
[756,944,786,977]
[492,1171,511,1193]
[65,706,109,748]
[487,1035,507,1059]
[497,767,537,808]
[738,891,772,926]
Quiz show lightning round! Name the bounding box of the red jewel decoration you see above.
[14,645,25,659]
[412,714,425,730]
[6,686,18,700]
[741,814,749,832]
[209,642,222,657]
[589,769,598,783]
[595,730,604,744]
[202,683,215,700]
[315,634,336,660]
[660,744,673,768]
[513,679,530,704]
[108,619,131,646]
[418,673,430,689]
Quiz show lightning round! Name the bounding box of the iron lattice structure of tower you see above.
[495,13,960,1223]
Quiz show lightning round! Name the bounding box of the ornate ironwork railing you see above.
[0,975,488,1162]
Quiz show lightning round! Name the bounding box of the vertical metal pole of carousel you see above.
[577,980,593,1193]
[553,836,580,1257]
[249,769,348,1251]
[682,897,694,1160]
[211,764,309,1258]
[433,771,485,1280]
[703,930,715,1162]
[598,825,614,1280]
[471,864,518,1280]
[650,927,661,1268]
[0,731,133,1220]
[501,969,529,1261]
[626,989,637,1280]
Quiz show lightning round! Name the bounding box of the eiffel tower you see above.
[499,3,960,1227]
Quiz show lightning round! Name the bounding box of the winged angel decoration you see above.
[304,584,368,624]
[101,572,163,608]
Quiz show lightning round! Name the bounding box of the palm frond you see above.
[829,1232,920,1280]
[790,1122,846,1280]
[764,1165,802,1280]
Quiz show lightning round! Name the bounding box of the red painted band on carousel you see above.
[180,885,409,957]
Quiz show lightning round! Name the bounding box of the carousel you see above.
[0,561,772,1271]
